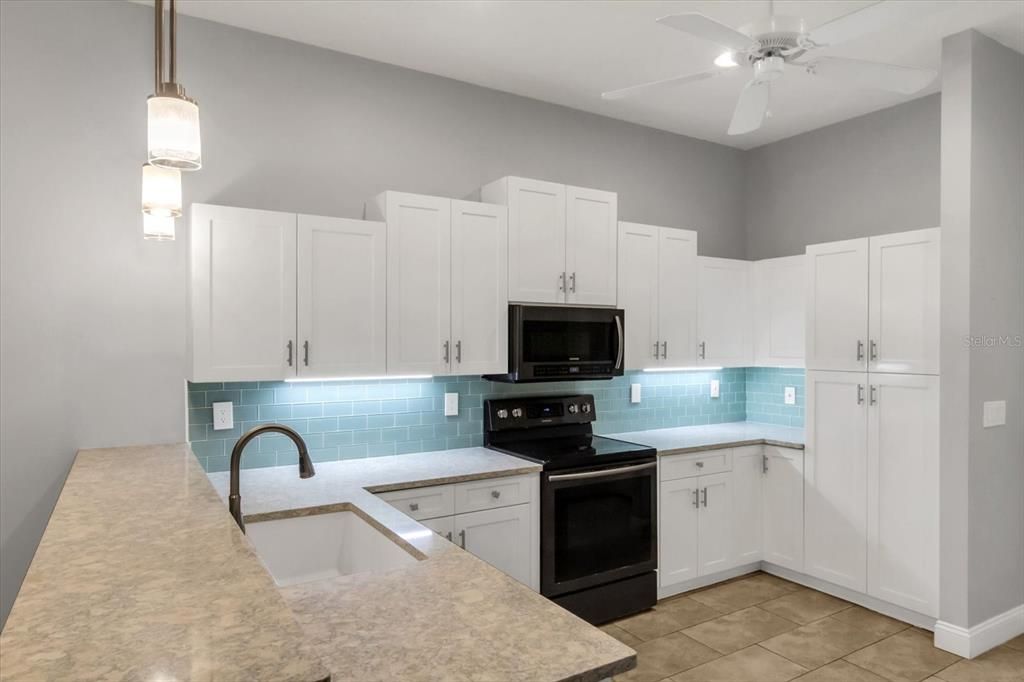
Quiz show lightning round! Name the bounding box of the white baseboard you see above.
[934,604,1024,659]
[657,562,761,600]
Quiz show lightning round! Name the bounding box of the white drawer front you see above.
[377,484,455,520]
[455,474,534,514]
[661,449,733,481]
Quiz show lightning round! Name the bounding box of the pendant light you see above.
[142,214,176,241]
[148,0,201,170]
[141,162,182,218]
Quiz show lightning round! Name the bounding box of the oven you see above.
[486,304,624,383]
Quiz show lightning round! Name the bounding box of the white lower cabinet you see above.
[732,446,764,565]
[697,472,734,575]
[455,505,533,587]
[420,515,454,543]
[762,446,804,571]
[659,477,700,586]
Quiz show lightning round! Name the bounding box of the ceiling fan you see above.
[602,0,939,136]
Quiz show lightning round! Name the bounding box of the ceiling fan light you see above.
[714,52,738,68]
[141,162,182,218]
[147,91,202,171]
[142,213,176,241]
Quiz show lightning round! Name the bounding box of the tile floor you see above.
[603,572,1024,682]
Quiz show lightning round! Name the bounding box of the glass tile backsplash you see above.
[187,367,803,472]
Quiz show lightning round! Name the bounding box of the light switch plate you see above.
[630,383,642,404]
[710,379,720,399]
[212,401,234,431]
[983,400,1006,428]
[444,392,459,417]
[784,386,796,405]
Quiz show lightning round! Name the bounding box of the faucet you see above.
[228,423,315,533]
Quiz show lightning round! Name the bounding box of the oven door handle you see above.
[548,460,656,482]
[614,314,624,370]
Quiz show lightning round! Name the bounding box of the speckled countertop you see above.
[609,421,805,454]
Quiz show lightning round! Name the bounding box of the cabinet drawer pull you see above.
[443,340,450,364]
[286,340,294,367]
[857,340,865,361]
[303,340,309,366]
[857,384,865,405]
[699,341,707,360]
[569,272,576,293]
[409,502,419,512]
[870,339,878,362]
[455,340,462,364]
[695,460,704,468]
[870,384,878,406]
[559,272,566,292]
[653,341,660,359]
[491,490,501,499]
[662,341,668,359]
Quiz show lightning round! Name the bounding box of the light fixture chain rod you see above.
[169,0,176,85]
[154,0,163,92]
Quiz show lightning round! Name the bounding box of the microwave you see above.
[485,305,625,383]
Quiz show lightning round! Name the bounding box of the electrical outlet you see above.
[784,386,796,405]
[983,400,1006,428]
[630,383,642,404]
[710,379,720,399]
[212,402,234,431]
[444,392,459,417]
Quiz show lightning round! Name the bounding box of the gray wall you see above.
[939,30,1024,630]
[744,94,940,259]
[0,0,747,625]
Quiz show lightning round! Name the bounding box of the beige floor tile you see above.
[688,574,798,613]
[615,631,721,682]
[615,599,718,642]
[669,645,807,682]
[831,606,911,637]
[794,659,890,681]
[933,645,1024,682]
[602,623,644,648]
[656,595,722,627]
[760,589,852,625]
[747,572,805,594]
[683,606,798,654]
[1004,634,1024,652]
[845,628,961,682]
[761,615,887,669]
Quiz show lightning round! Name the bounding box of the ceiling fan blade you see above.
[602,70,720,101]
[657,13,758,52]
[808,57,937,94]
[728,80,770,135]
[808,1,937,48]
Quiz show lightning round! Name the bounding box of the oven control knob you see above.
[567,404,579,414]
[496,409,509,419]
[581,403,592,414]
[511,408,523,418]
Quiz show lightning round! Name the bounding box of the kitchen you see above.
[1,1,1023,681]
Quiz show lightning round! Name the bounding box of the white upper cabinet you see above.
[482,177,565,304]
[697,257,752,367]
[804,369,869,592]
[296,215,386,378]
[451,200,508,375]
[482,176,617,306]
[565,186,617,305]
[753,255,806,367]
[867,373,939,616]
[762,446,804,572]
[868,229,940,374]
[806,238,870,372]
[658,228,699,367]
[190,204,297,382]
[368,192,452,376]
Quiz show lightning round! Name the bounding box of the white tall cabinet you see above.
[482,176,617,306]
[617,222,698,369]
[697,257,752,367]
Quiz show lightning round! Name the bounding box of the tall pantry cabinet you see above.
[804,227,940,617]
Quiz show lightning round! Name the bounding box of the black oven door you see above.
[510,305,624,381]
[541,459,657,597]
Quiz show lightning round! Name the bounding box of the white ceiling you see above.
[172,0,1024,149]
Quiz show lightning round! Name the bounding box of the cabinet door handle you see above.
[303,340,309,366]
[445,531,453,542]
[870,340,878,362]
[443,340,450,364]
[654,341,660,359]
[409,502,419,512]
[699,341,707,360]
[701,487,708,507]
[458,529,466,549]
[490,490,501,499]
[559,272,566,292]
[693,489,700,508]
[762,454,769,474]
[695,460,704,468]
[857,340,865,362]
[870,384,878,406]
[455,340,462,364]
[857,384,865,405]
[662,341,668,359]
[286,340,294,367]
[569,272,576,293]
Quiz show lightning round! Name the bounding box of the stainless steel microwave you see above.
[485,305,624,383]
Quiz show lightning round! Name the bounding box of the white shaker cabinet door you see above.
[753,255,806,367]
[697,257,752,367]
[296,215,386,378]
[763,446,804,572]
[658,227,699,367]
[697,472,734,576]
[867,373,939,617]
[368,192,452,376]
[190,204,297,382]
[482,176,566,304]
[805,370,869,592]
[659,477,700,588]
[732,446,764,566]
[451,200,508,375]
[617,222,660,370]
[565,185,618,306]
[805,238,869,372]
[455,504,533,588]
[868,228,940,375]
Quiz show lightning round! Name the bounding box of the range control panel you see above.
[485,394,596,431]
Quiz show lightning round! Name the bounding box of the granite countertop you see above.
[1,444,635,682]
[610,421,805,454]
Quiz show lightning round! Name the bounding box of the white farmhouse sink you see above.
[246,510,418,587]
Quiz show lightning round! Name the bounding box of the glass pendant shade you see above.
[147,94,202,170]
[143,213,176,241]
[141,162,182,218]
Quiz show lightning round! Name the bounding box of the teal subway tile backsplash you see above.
[187,369,750,472]
[744,367,805,428]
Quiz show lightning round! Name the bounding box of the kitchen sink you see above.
[246,510,419,587]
